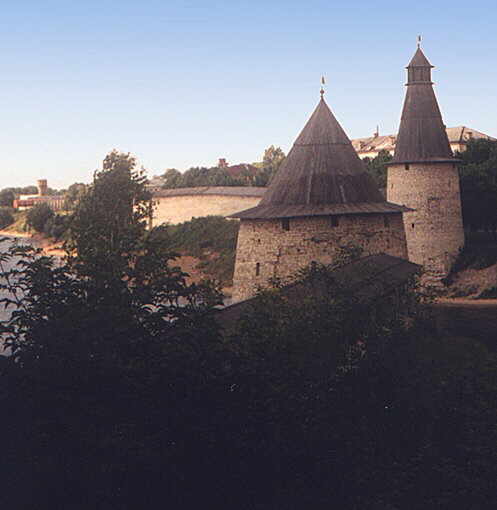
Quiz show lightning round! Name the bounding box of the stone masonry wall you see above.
[232,213,408,302]
[151,194,262,226]
[387,163,464,282]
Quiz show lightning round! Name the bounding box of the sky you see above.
[1,0,496,189]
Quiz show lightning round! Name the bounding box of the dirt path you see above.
[436,297,497,307]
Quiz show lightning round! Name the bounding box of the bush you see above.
[26,203,54,232]
[478,286,497,299]
[0,207,14,229]
[43,213,70,240]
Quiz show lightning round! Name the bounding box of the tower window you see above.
[411,223,415,229]
[281,218,290,231]
[330,216,339,227]
[405,163,410,170]
[255,263,260,276]
[383,215,390,228]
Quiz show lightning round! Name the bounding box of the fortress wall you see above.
[151,194,263,226]
[232,213,408,302]
[387,163,464,278]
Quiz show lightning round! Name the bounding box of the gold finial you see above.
[320,76,325,98]
[417,35,422,48]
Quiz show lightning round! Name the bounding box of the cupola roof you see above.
[232,96,409,220]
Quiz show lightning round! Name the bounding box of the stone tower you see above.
[37,179,48,196]
[231,93,410,302]
[387,46,464,282]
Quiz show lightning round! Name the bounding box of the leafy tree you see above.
[363,149,393,191]
[0,189,15,207]
[0,150,222,508]
[162,168,182,188]
[255,145,286,186]
[67,151,154,280]
[26,202,54,232]
[457,139,497,236]
[0,208,14,229]
[43,213,70,240]
[64,182,87,210]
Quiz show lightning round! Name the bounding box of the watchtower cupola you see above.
[406,47,433,84]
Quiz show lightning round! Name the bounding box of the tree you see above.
[162,168,182,188]
[0,208,14,229]
[457,139,497,236]
[26,202,54,232]
[64,182,87,210]
[0,150,223,508]
[256,145,286,186]
[0,189,15,207]
[363,149,393,191]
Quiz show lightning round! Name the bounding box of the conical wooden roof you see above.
[392,47,455,164]
[232,97,409,219]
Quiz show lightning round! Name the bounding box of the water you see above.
[0,236,45,354]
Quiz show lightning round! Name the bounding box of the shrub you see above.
[43,213,70,240]
[478,286,497,299]
[0,207,14,229]
[26,203,54,232]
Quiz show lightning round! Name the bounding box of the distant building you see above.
[13,179,65,211]
[146,176,167,193]
[351,126,496,159]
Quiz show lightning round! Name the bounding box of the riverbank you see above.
[0,230,66,257]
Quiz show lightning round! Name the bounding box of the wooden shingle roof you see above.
[392,47,455,164]
[231,97,408,219]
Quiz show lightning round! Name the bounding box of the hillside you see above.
[149,216,239,288]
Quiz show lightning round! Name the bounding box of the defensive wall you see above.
[232,213,408,302]
[151,187,266,226]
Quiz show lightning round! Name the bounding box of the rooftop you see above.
[231,96,408,220]
[351,126,496,155]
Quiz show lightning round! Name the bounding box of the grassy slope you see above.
[149,216,239,286]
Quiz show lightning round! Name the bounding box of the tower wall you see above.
[37,179,48,196]
[387,163,464,280]
[232,213,408,302]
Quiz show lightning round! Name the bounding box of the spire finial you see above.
[320,76,325,99]
[417,35,422,48]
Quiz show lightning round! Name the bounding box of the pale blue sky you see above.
[1,0,496,189]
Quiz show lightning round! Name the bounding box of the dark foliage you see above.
[0,208,14,229]
[26,202,54,232]
[161,146,285,189]
[0,151,496,508]
[458,139,497,236]
[43,213,71,240]
[363,149,392,191]
[0,189,15,207]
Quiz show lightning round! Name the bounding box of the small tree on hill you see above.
[363,149,392,191]
[0,189,15,207]
[26,203,54,232]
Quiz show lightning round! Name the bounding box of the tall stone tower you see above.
[387,45,464,282]
[231,92,410,302]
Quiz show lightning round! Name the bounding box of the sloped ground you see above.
[446,262,497,298]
